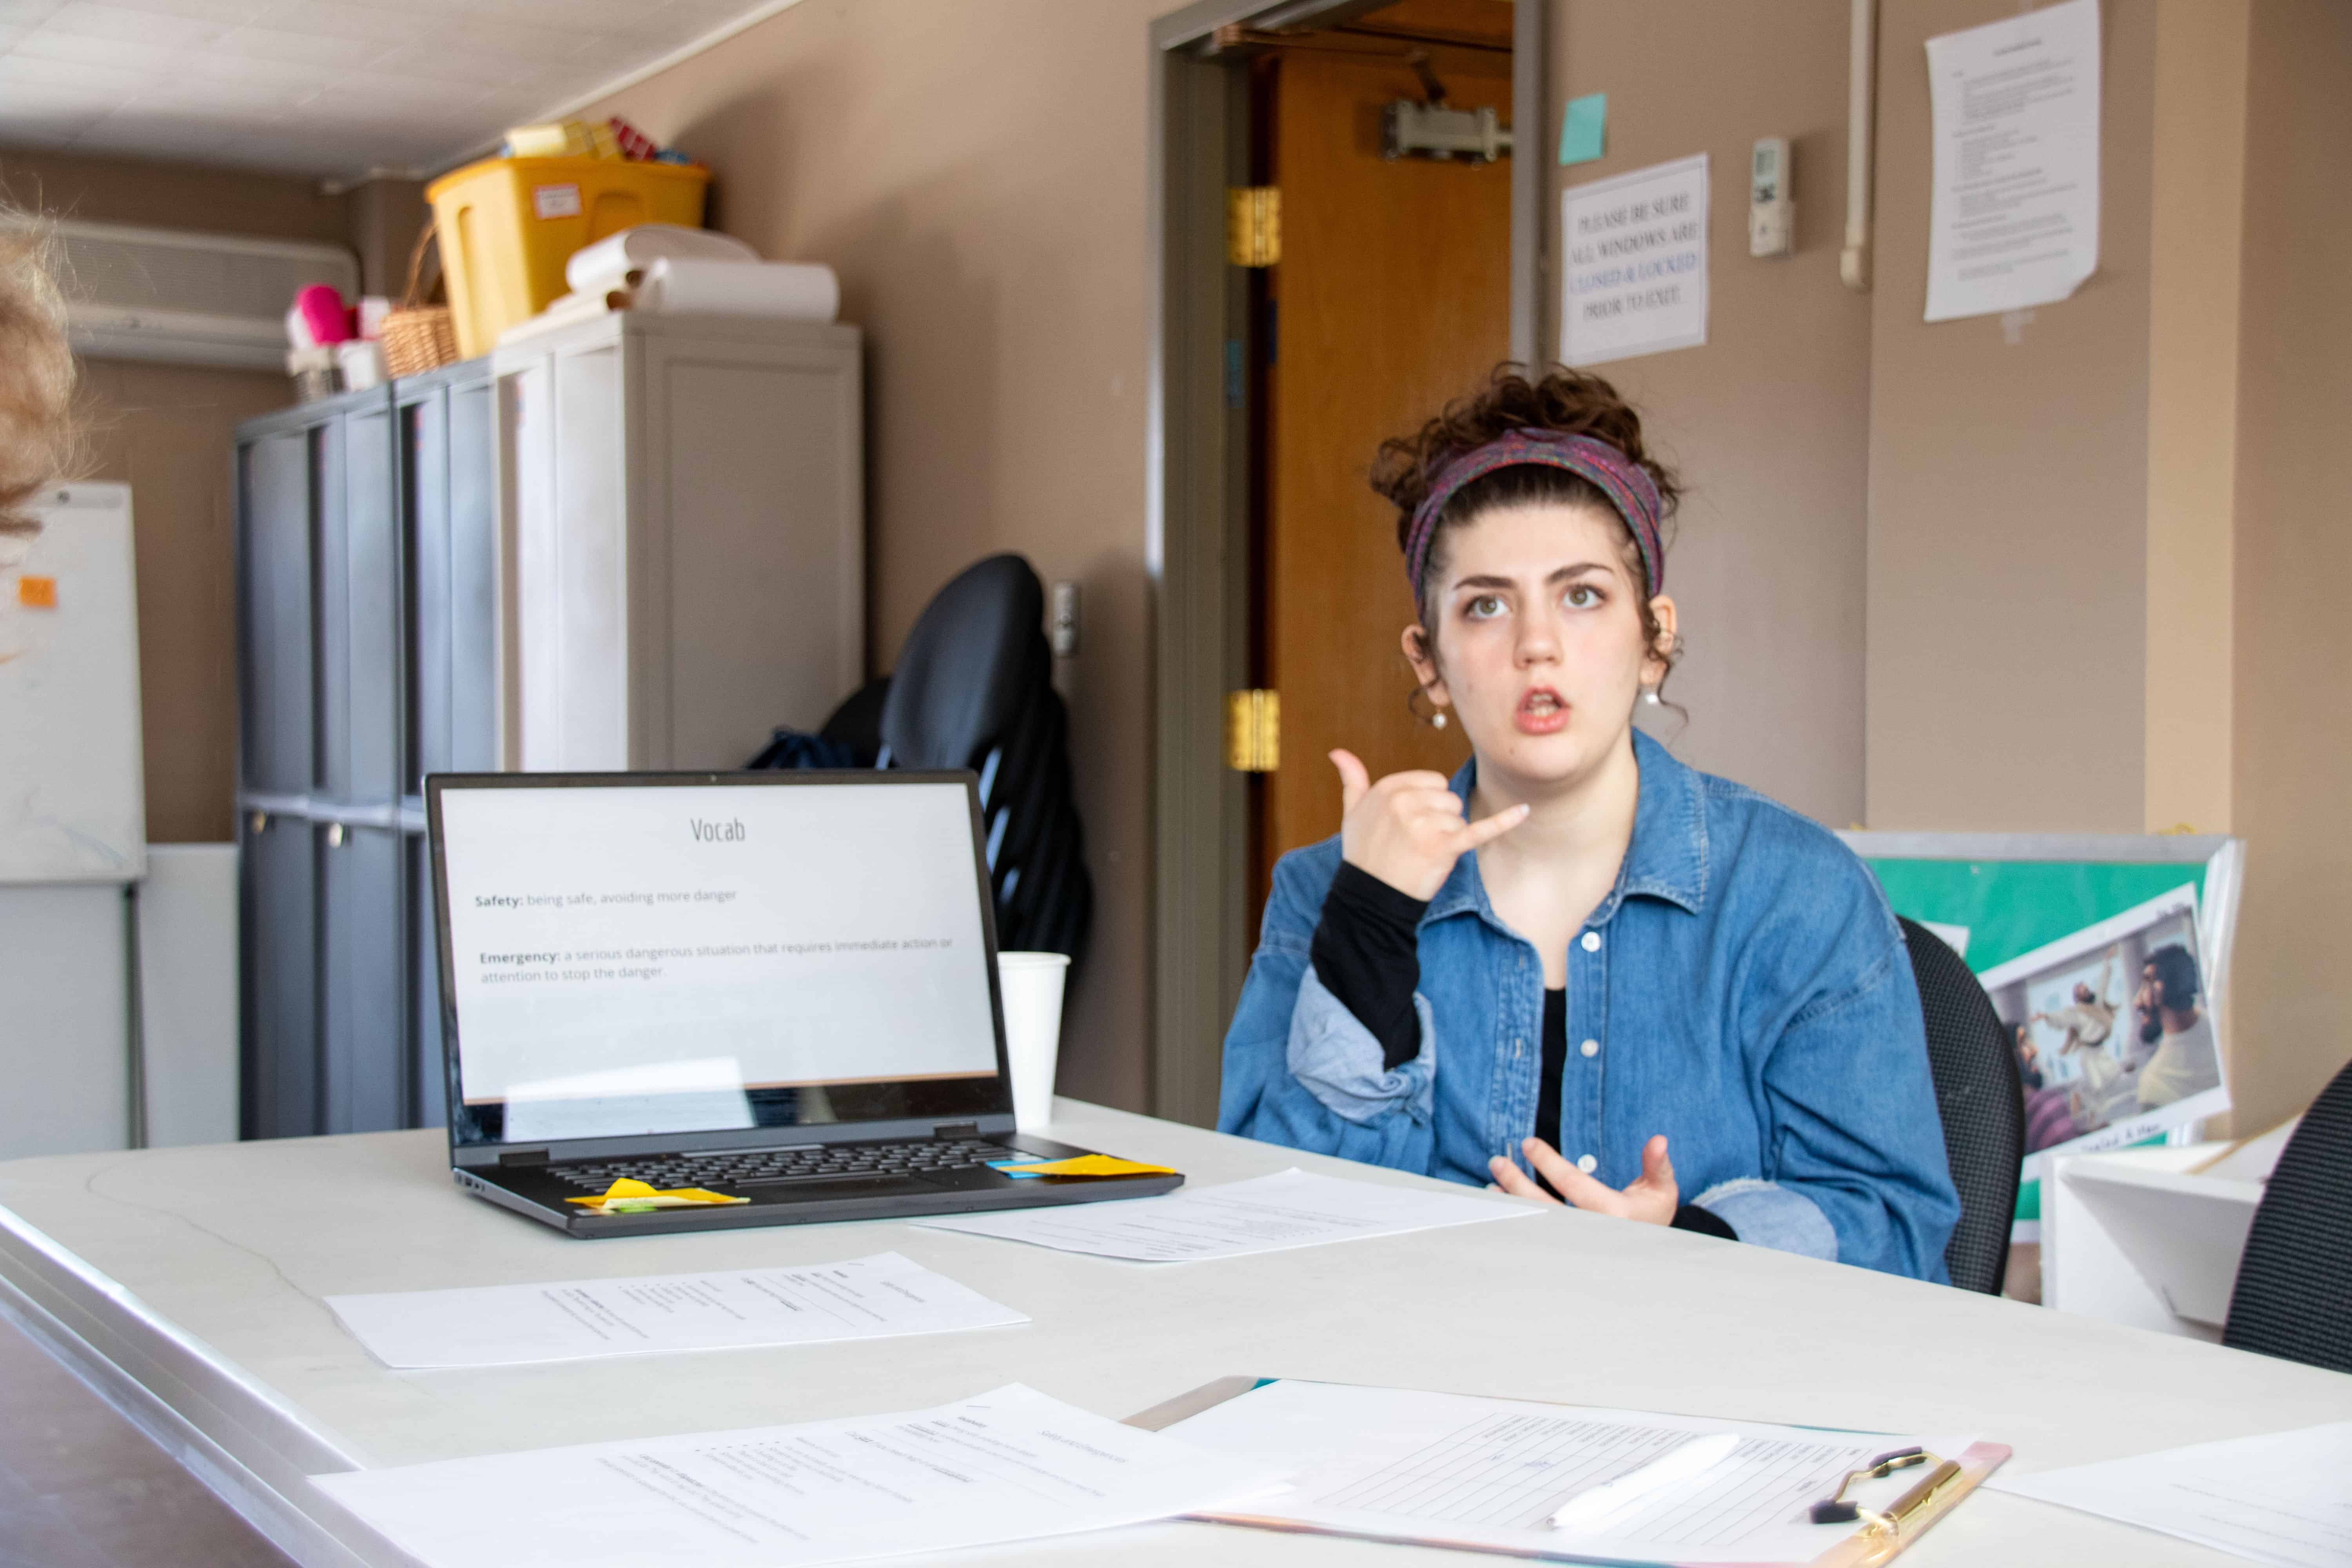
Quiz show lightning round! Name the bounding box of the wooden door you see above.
[1257,9,1512,901]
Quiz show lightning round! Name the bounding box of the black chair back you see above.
[878,554,1092,960]
[2223,1056,2352,1373]
[1899,918,2025,1294]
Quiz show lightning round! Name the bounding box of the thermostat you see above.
[1749,137,1793,258]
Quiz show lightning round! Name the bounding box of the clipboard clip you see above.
[1810,1447,1963,1535]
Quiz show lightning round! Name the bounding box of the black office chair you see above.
[2222,1056,2352,1373]
[1898,918,2025,1294]
[878,554,1092,960]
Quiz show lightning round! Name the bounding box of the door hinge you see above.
[1227,187,1281,267]
[1225,689,1280,772]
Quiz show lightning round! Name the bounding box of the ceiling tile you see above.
[430,14,600,60]
[366,39,563,91]
[209,22,388,67]
[11,26,171,62]
[103,0,270,20]
[0,47,162,89]
[36,0,233,47]
[0,0,784,180]
[256,0,417,45]
[174,47,335,85]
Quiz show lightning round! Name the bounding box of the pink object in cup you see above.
[294,284,354,345]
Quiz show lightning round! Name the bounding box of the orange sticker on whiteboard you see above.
[16,576,55,608]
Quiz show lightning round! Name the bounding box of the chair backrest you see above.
[1898,918,2025,1294]
[880,554,1047,771]
[2223,1056,2352,1372]
[877,553,1091,960]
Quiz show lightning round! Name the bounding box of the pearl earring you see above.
[1641,686,1661,705]
[1431,710,1447,729]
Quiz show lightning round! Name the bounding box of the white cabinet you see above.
[495,313,864,771]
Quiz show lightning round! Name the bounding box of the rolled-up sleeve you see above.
[1758,945,1961,1281]
[1691,1178,1838,1260]
[1218,854,1436,1174]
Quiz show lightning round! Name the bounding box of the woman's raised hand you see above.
[1330,748,1529,901]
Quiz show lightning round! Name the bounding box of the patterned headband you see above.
[1402,429,1666,612]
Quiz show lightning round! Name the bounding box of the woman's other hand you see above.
[1331,748,1528,901]
[1488,1134,1679,1226]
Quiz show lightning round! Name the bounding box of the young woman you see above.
[1218,368,1960,1281]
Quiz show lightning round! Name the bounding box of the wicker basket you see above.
[379,222,459,378]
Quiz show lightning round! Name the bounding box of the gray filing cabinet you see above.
[238,319,865,1139]
[234,358,494,1139]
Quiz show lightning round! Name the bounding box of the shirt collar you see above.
[1422,729,1709,926]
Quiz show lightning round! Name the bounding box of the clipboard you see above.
[1124,1376,2011,1568]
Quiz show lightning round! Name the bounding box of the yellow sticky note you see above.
[995,1155,1178,1179]
[17,575,56,609]
[565,1177,748,1209]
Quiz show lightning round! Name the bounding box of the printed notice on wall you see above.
[1924,0,2101,322]
[1559,153,1709,368]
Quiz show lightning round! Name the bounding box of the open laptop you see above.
[426,769,1182,1237]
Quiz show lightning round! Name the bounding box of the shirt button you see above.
[1513,1037,1524,1058]
[1577,1154,1598,1173]
[1580,1038,1599,1058]
[1581,931,1602,952]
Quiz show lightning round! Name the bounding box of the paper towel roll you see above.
[635,258,840,323]
[564,224,759,292]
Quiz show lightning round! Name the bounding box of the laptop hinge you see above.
[498,1148,552,1167]
[932,1121,982,1141]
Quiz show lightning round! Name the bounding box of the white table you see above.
[0,1100,2345,1567]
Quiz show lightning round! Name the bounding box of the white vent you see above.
[49,220,359,372]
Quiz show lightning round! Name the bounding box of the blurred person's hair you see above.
[2145,944,2202,1011]
[0,209,77,540]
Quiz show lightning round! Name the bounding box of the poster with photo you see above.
[1840,831,2243,1242]
[1976,884,2229,1174]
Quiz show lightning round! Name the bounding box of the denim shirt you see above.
[1218,731,1961,1282]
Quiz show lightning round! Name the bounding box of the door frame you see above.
[1145,0,1545,1125]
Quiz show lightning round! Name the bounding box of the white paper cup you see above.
[996,951,1071,1133]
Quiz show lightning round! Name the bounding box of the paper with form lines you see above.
[1990,1420,2352,1568]
[325,1252,1026,1369]
[912,1168,1535,1262]
[1165,1379,1984,1564]
[311,1384,1285,1568]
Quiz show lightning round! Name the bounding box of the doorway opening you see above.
[1150,0,1541,1126]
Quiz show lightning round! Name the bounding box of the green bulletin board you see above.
[1839,833,2243,1235]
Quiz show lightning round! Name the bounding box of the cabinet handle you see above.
[250,811,268,834]
[327,822,345,848]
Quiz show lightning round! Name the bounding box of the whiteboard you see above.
[0,483,145,884]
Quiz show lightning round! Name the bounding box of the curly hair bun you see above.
[0,215,77,539]
[1369,365,1679,554]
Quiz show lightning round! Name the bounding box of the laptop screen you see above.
[430,773,1010,1149]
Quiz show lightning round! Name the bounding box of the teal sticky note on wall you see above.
[1559,93,1607,165]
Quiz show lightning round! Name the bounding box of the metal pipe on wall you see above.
[1842,0,1877,291]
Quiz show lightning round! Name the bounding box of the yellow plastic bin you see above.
[425,156,711,357]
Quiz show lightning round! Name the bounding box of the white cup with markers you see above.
[996,951,1071,1133]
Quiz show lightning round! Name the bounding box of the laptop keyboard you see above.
[552,1138,1017,1192]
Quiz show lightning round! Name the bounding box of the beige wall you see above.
[2144,0,2248,838]
[75,361,293,844]
[1550,0,1873,828]
[582,0,1169,1111]
[1866,0,2156,833]
[2227,0,2352,1130]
